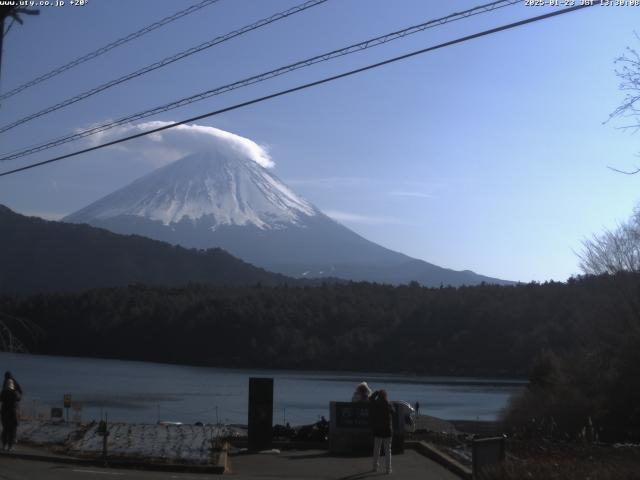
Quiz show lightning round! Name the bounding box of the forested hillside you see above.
[0,205,294,292]
[1,274,633,377]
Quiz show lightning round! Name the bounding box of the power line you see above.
[0,3,596,179]
[0,0,521,162]
[0,0,221,102]
[0,0,328,134]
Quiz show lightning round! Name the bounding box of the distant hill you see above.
[0,205,295,293]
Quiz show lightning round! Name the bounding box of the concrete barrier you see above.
[472,436,505,478]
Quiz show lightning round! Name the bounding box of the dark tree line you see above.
[0,275,631,377]
[502,274,640,442]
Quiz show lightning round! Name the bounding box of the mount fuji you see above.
[65,151,510,286]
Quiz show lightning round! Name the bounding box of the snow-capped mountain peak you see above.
[64,146,512,287]
[65,151,318,230]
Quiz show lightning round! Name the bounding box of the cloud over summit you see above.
[87,121,274,168]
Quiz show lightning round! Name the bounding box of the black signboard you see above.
[334,402,400,430]
[335,403,370,429]
[248,377,273,451]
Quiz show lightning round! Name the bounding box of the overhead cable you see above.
[0,0,222,101]
[0,0,329,134]
[0,0,520,161]
[0,3,596,179]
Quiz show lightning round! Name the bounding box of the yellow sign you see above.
[63,394,72,408]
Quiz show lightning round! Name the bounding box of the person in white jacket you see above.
[351,382,372,402]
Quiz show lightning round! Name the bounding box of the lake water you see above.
[0,352,525,425]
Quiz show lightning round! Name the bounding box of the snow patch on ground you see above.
[18,420,78,445]
[18,420,242,465]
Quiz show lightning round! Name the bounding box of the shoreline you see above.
[0,351,528,384]
[3,351,519,426]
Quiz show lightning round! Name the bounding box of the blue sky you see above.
[0,0,639,282]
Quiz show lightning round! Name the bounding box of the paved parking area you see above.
[227,449,461,479]
[0,446,462,479]
[0,457,219,480]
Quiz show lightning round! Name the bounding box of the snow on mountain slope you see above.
[65,151,318,229]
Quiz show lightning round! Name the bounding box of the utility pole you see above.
[0,6,40,84]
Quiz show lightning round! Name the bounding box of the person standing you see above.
[1,373,21,451]
[370,389,394,474]
[351,382,372,402]
[2,372,21,396]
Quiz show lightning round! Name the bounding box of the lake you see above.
[0,352,525,425]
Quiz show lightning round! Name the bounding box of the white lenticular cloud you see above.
[85,121,274,168]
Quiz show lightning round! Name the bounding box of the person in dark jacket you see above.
[370,389,393,474]
[1,372,21,451]
[2,372,21,396]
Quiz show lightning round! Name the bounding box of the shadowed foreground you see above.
[227,449,459,480]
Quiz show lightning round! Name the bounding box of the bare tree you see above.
[609,42,640,127]
[578,209,640,326]
[578,209,640,274]
[0,312,40,353]
[607,37,640,174]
